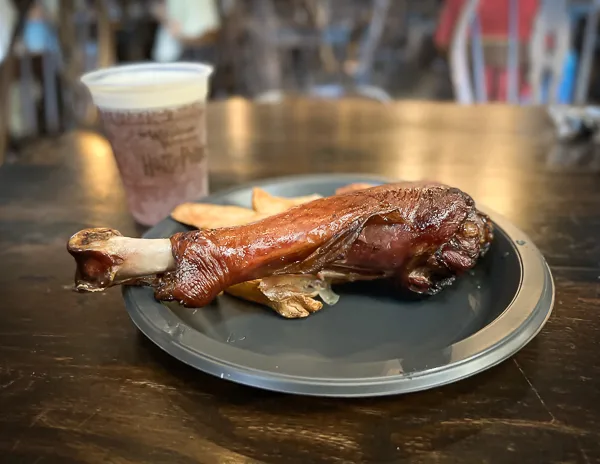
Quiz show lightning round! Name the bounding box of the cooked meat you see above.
[67,182,493,307]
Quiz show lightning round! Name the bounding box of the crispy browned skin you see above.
[154,182,493,307]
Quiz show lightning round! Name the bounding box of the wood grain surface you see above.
[1,99,599,463]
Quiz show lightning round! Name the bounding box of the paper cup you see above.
[81,62,214,226]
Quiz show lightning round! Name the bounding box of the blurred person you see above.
[151,0,221,62]
[6,0,59,139]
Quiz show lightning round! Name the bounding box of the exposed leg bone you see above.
[67,228,174,292]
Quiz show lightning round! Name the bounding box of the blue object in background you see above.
[23,19,58,53]
[322,24,351,45]
[539,49,578,105]
[553,2,598,104]
[558,49,578,104]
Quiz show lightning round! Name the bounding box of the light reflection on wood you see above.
[75,130,124,216]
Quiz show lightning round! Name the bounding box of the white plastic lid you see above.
[80,62,214,111]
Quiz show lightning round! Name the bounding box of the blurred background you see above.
[2,0,600,160]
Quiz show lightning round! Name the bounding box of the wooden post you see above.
[95,0,115,69]
[246,0,282,96]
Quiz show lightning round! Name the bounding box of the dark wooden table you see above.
[1,99,599,464]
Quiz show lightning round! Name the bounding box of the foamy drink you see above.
[81,63,213,226]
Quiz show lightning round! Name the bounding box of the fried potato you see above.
[226,280,322,318]
[171,203,267,229]
[171,189,322,229]
[251,187,322,215]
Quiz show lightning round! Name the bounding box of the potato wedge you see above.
[171,203,267,229]
[226,280,322,318]
[171,189,321,230]
[251,187,322,215]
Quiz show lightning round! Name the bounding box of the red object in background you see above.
[435,0,539,101]
[435,0,539,48]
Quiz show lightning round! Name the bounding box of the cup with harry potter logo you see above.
[81,62,214,226]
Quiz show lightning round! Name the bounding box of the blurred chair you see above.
[448,0,600,105]
[252,0,392,103]
[448,0,532,104]
[353,0,390,86]
[303,0,393,102]
[528,0,600,104]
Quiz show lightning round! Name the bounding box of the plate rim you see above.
[123,173,555,397]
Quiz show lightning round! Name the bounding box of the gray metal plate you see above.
[123,174,555,397]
